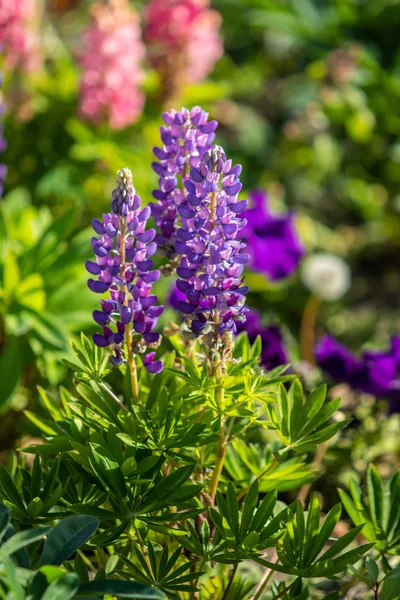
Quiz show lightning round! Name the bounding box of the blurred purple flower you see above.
[242,190,304,281]
[236,310,288,371]
[316,334,400,409]
[315,335,363,384]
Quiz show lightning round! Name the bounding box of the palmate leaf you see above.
[224,439,316,493]
[256,495,372,578]
[0,456,70,523]
[209,481,283,562]
[266,381,350,452]
[339,465,400,552]
[118,544,201,599]
[40,515,100,566]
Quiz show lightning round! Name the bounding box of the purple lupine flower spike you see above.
[175,144,249,354]
[86,168,164,373]
[150,106,218,258]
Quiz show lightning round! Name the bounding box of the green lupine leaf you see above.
[0,526,50,561]
[367,464,384,529]
[40,515,100,565]
[380,566,400,600]
[41,573,80,600]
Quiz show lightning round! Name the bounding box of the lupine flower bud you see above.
[174,144,249,337]
[86,168,164,373]
[0,0,42,73]
[150,106,217,253]
[144,0,223,85]
[78,0,145,130]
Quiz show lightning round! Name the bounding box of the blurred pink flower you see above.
[78,0,145,130]
[0,0,42,72]
[144,0,223,85]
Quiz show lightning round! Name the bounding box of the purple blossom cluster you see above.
[315,334,400,413]
[86,168,164,374]
[172,145,249,335]
[242,190,304,281]
[150,106,217,251]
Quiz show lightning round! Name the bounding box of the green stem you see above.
[208,386,226,505]
[99,381,126,411]
[249,551,276,600]
[221,562,239,600]
[237,458,279,501]
[270,583,293,600]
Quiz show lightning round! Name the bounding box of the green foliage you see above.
[209,481,282,562]
[0,503,161,599]
[118,545,201,599]
[257,495,372,578]
[339,464,400,554]
[0,191,94,412]
[266,381,350,452]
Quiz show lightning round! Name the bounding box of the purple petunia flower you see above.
[168,282,187,311]
[315,334,400,409]
[315,336,363,385]
[241,190,304,281]
[86,168,164,373]
[236,310,288,371]
[174,144,249,336]
[150,106,217,252]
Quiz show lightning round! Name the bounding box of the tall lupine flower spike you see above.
[86,168,164,389]
[150,106,217,263]
[174,144,249,372]
[78,0,145,130]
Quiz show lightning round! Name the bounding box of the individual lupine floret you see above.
[86,168,164,374]
[174,145,249,351]
[150,106,218,256]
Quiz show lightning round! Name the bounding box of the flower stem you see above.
[210,191,217,231]
[221,562,238,600]
[208,385,226,505]
[99,381,126,411]
[300,294,321,364]
[119,218,139,401]
[237,457,279,501]
[249,554,276,600]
